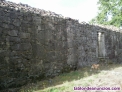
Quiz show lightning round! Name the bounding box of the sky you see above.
[7,0,99,23]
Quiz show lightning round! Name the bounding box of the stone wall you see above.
[0,0,122,90]
[0,0,70,90]
[66,20,122,68]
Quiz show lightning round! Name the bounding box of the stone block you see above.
[19,32,30,39]
[37,25,41,30]
[13,20,21,27]
[20,43,32,51]
[0,50,7,63]
[67,41,73,48]
[8,30,18,36]
[8,36,20,42]
[67,54,77,65]
[11,43,32,51]
[46,51,59,62]
[37,31,45,40]
[11,44,20,51]
[2,23,9,29]
[33,44,46,59]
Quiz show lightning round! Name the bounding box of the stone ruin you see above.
[0,0,122,90]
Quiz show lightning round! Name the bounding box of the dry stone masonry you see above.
[0,0,122,90]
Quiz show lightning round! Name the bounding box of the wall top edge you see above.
[0,0,121,32]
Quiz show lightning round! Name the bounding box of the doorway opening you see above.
[98,32,106,57]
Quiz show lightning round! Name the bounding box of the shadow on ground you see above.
[18,63,122,92]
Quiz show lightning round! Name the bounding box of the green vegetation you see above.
[20,64,122,92]
[19,67,95,92]
[19,64,122,92]
[90,0,122,28]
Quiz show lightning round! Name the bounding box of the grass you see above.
[19,64,122,92]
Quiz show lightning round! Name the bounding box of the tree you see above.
[89,0,122,28]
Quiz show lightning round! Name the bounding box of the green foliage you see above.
[89,0,122,27]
